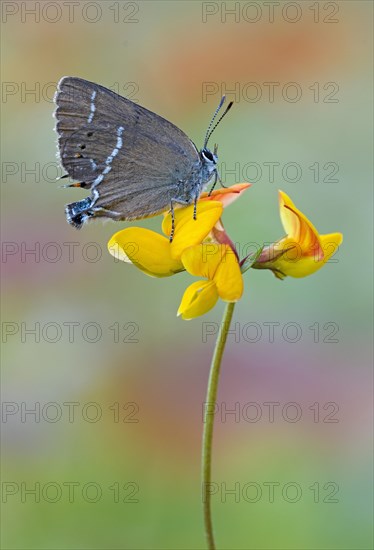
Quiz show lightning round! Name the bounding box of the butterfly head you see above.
[200,146,218,174]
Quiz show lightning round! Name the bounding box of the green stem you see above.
[202,301,236,550]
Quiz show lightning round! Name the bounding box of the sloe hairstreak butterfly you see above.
[53,77,233,240]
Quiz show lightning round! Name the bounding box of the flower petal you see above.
[259,231,343,279]
[270,238,322,278]
[181,243,226,281]
[210,222,239,260]
[319,232,343,263]
[279,191,323,260]
[108,227,184,277]
[162,201,223,259]
[214,245,244,301]
[181,243,243,302]
[252,193,342,279]
[177,280,219,320]
[200,183,251,207]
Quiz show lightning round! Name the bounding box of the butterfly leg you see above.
[208,169,227,197]
[208,171,218,196]
[169,200,176,243]
[216,168,227,188]
[169,198,191,242]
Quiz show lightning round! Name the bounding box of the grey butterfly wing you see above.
[54,77,202,226]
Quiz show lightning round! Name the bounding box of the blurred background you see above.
[1,1,373,548]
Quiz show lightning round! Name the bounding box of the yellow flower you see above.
[178,243,244,320]
[252,191,343,279]
[108,200,223,277]
[108,184,251,318]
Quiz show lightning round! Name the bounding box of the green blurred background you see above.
[1,1,373,548]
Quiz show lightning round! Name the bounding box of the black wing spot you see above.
[87,131,93,137]
[80,144,86,150]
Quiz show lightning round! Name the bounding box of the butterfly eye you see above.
[202,149,214,162]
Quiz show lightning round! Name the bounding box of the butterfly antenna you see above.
[203,95,227,149]
[204,100,233,148]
